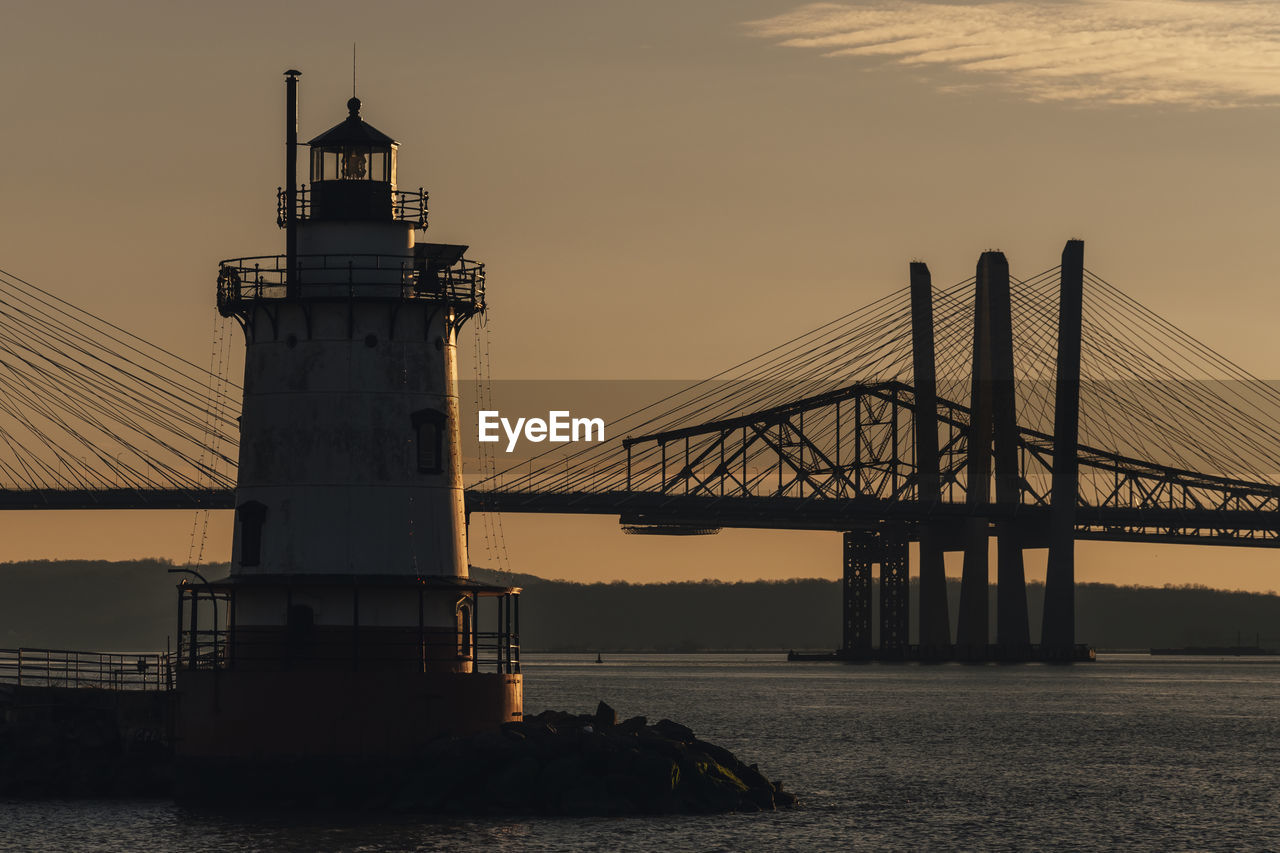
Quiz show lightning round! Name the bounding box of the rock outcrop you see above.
[388,702,797,815]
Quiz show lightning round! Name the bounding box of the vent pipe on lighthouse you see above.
[284,69,300,299]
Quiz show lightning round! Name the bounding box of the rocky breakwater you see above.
[392,702,798,815]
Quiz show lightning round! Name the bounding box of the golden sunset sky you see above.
[2,1,1279,592]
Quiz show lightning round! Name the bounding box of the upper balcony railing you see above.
[216,253,485,318]
[276,186,429,229]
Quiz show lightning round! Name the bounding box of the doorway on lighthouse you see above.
[457,598,473,659]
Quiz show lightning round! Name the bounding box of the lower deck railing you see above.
[0,647,173,692]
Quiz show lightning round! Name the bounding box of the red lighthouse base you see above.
[176,669,522,757]
[172,575,522,802]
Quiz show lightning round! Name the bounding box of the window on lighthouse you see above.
[311,146,391,182]
[341,148,367,180]
[236,500,267,567]
[412,409,446,474]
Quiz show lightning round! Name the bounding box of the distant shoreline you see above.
[3,560,1279,654]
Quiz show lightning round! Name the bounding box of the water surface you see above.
[3,654,1277,851]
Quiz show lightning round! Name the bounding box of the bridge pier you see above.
[957,254,995,658]
[908,261,951,657]
[1043,240,1085,658]
[840,525,909,660]
[957,252,1032,660]
[841,530,875,659]
[878,525,909,658]
[987,252,1032,659]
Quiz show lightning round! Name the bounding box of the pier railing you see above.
[0,647,173,692]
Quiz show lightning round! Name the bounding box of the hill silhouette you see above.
[0,560,1276,653]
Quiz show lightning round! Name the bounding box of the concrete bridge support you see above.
[1042,240,1084,657]
[958,252,1031,660]
[987,253,1032,659]
[908,262,952,656]
[957,256,995,658]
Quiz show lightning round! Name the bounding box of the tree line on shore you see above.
[0,559,1276,653]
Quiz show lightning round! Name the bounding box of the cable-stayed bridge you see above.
[3,241,1280,659]
[472,244,1280,548]
[0,268,237,510]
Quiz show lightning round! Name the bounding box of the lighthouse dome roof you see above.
[307,97,396,147]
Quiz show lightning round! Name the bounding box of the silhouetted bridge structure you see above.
[4,241,1280,661]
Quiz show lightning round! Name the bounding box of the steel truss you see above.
[600,380,1280,546]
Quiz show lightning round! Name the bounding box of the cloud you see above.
[744,1,1280,106]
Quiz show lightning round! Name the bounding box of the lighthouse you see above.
[174,72,521,791]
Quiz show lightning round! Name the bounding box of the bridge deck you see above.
[467,489,1280,548]
[3,487,1272,548]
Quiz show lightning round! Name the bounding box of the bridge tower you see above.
[957,252,1031,660]
[173,72,521,796]
[908,261,951,657]
[1042,240,1085,657]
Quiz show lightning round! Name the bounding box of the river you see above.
[2,654,1278,851]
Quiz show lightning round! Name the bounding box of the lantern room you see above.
[306,96,397,221]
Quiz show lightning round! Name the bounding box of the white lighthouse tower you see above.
[174,72,521,791]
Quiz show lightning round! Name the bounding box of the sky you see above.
[1,0,1280,593]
